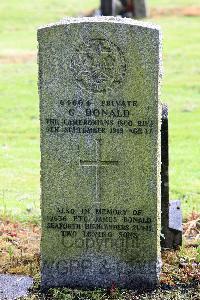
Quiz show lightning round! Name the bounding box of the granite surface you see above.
[169,200,182,232]
[38,17,162,290]
[0,274,33,300]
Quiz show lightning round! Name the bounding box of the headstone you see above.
[38,17,162,290]
[101,0,115,16]
[134,0,149,18]
[161,105,182,249]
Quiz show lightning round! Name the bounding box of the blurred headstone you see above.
[134,0,149,18]
[101,0,115,16]
[100,1,148,18]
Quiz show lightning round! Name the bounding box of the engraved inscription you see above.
[46,206,153,253]
[70,39,126,93]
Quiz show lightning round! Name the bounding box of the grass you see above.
[25,285,200,300]
[0,1,199,53]
[0,0,200,220]
[0,63,40,221]
[157,15,200,215]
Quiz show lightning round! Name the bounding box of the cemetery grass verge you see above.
[0,3,199,220]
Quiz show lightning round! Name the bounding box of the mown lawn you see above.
[0,0,199,221]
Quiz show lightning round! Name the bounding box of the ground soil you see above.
[151,6,200,18]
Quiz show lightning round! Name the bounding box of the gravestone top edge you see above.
[37,16,161,33]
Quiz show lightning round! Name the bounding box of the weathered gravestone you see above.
[38,17,162,290]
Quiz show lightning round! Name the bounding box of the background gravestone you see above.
[161,104,182,249]
[101,0,115,16]
[161,104,169,248]
[38,17,162,290]
[100,1,148,18]
[134,0,148,18]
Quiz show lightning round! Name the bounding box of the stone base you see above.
[41,255,161,290]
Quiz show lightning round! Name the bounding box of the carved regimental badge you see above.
[70,39,126,93]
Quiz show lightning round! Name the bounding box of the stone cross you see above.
[80,139,118,204]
